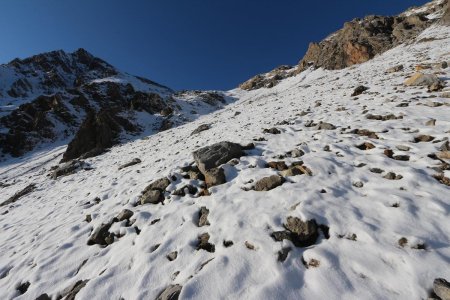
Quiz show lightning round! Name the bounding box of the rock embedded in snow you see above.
[87,222,114,246]
[155,284,182,300]
[263,127,281,134]
[166,251,178,261]
[196,233,215,253]
[280,164,313,177]
[190,124,210,136]
[203,167,226,187]
[351,85,369,96]
[267,161,288,171]
[51,160,88,179]
[317,122,336,130]
[414,134,435,143]
[198,206,210,227]
[434,278,450,300]
[0,183,36,207]
[254,175,285,191]
[277,247,292,262]
[272,217,319,248]
[386,65,404,73]
[116,209,133,222]
[140,190,163,205]
[404,72,440,86]
[118,158,141,170]
[356,142,375,150]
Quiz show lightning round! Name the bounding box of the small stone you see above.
[191,124,210,135]
[198,207,210,227]
[155,284,182,300]
[267,161,288,171]
[223,240,234,247]
[353,181,364,188]
[280,165,313,177]
[351,85,369,96]
[116,209,133,222]
[203,167,226,187]
[414,135,435,143]
[393,155,410,161]
[254,175,285,191]
[140,190,163,205]
[85,214,92,223]
[118,158,141,170]
[317,122,336,130]
[370,168,384,174]
[425,119,436,126]
[290,149,305,158]
[197,233,215,253]
[396,145,410,151]
[356,142,375,150]
[245,241,255,250]
[16,281,30,295]
[284,217,319,247]
[398,237,408,247]
[166,251,178,261]
[277,247,292,262]
[263,128,281,134]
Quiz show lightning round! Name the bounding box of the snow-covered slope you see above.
[0,18,449,299]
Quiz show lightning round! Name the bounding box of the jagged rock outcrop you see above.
[296,12,436,73]
[0,49,175,159]
[239,65,296,91]
[239,0,448,91]
[61,110,138,162]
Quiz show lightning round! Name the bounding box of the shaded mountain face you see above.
[0,49,183,160]
[239,0,448,91]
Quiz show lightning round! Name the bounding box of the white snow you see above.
[0,23,450,300]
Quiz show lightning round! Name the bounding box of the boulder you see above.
[193,141,244,173]
[116,209,134,222]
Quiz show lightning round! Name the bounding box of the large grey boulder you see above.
[193,141,244,173]
[192,141,245,187]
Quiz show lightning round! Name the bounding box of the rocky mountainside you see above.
[0,1,450,300]
[240,0,449,91]
[0,49,229,161]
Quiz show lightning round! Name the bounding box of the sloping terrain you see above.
[1,2,450,300]
[0,49,230,161]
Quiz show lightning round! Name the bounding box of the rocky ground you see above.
[1,1,450,300]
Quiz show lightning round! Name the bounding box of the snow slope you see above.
[0,24,450,300]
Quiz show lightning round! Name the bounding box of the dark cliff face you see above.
[0,49,174,160]
[239,0,448,91]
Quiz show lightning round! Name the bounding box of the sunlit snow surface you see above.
[0,25,449,299]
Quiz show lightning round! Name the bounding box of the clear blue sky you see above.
[0,0,430,90]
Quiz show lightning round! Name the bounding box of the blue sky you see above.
[0,0,430,90]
